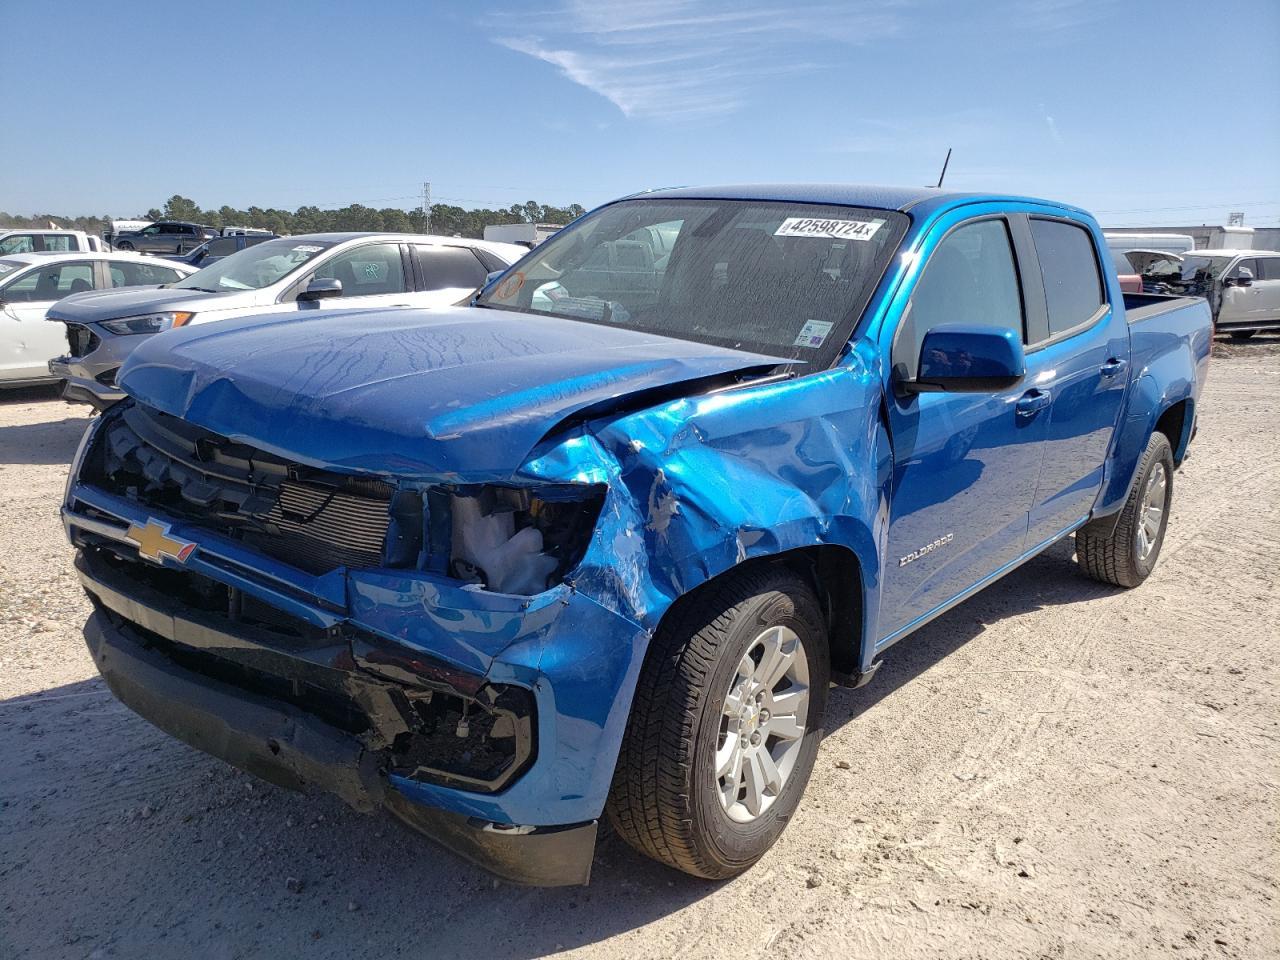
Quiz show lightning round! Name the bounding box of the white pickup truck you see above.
[0,229,104,255]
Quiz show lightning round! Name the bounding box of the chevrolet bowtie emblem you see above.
[126,519,197,565]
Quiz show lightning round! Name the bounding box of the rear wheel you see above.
[607,567,829,879]
[1076,431,1174,587]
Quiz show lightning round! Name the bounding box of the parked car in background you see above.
[1149,249,1280,339]
[484,222,564,248]
[0,228,104,254]
[63,185,1211,886]
[1104,232,1195,256]
[0,252,193,388]
[111,221,217,255]
[177,233,275,269]
[1109,249,1143,293]
[48,232,525,408]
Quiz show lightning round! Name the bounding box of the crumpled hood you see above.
[117,305,787,478]
[48,286,226,323]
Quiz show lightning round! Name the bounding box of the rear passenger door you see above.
[1256,257,1280,322]
[1023,216,1130,545]
[410,244,488,304]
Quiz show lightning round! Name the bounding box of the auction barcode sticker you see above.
[774,217,884,240]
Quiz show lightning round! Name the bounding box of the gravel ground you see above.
[1,339,1277,960]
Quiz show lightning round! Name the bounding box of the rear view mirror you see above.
[905,324,1026,393]
[298,278,343,302]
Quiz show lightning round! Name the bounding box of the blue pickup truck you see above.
[63,185,1211,886]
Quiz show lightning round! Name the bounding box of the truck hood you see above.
[117,306,788,479]
[48,286,236,323]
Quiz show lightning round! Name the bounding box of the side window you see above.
[140,225,161,235]
[110,261,184,287]
[414,245,487,292]
[894,218,1024,376]
[1029,219,1104,337]
[310,243,408,297]
[1230,258,1258,280]
[208,237,239,257]
[1258,258,1280,281]
[42,235,74,252]
[0,234,35,254]
[2,263,94,302]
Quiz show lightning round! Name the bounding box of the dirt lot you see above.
[2,339,1277,960]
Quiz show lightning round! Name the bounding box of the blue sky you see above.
[8,0,1279,227]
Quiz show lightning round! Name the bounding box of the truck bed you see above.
[1123,292,1206,325]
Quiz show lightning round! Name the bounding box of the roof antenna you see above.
[934,147,952,189]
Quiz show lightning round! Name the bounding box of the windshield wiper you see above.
[180,286,219,293]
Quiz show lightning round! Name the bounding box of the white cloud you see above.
[494,0,911,120]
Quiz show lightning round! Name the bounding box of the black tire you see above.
[1076,431,1174,587]
[115,240,134,251]
[1229,330,1256,341]
[606,566,829,879]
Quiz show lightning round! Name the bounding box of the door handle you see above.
[1016,389,1051,418]
[1100,357,1128,378]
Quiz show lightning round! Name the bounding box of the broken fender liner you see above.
[83,611,597,886]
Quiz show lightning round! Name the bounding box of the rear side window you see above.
[110,261,184,286]
[1030,219,1104,336]
[894,218,1024,376]
[208,237,240,257]
[415,245,487,292]
[1258,257,1280,281]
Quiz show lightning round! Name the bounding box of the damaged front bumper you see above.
[64,473,649,886]
[81,592,597,886]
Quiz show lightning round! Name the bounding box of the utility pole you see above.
[421,181,432,233]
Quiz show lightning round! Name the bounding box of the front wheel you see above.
[607,567,829,879]
[1076,431,1174,587]
[114,240,133,251]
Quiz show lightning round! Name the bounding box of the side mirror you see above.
[904,324,1026,393]
[1224,275,1252,288]
[298,278,343,302]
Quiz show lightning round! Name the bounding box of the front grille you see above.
[244,479,392,572]
[86,402,398,574]
[65,323,100,358]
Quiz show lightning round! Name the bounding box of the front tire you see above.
[1076,431,1174,587]
[115,240,134,251]
[607,567,829,879]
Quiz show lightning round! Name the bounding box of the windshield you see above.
[173,238,335,292]
[1174,255,1231,282]
[477,198,908,366]
[0,258,27,281]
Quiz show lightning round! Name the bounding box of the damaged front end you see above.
[63,400,643,885]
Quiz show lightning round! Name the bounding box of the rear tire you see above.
[1076,431,1174,587]
[607,566,829,879]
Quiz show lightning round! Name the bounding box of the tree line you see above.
[0,195,587,239]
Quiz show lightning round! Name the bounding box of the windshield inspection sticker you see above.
[793,319,834,348]
[774,217,884,241]
[292,244,324,253]
[0,264,12,273]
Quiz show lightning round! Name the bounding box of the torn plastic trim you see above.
[76,547,538,795]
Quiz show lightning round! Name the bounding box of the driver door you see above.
[878,215,1052,644]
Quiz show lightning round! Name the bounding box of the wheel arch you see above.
[651,543,868,681]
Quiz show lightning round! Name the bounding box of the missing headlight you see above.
[438,485,605,595]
